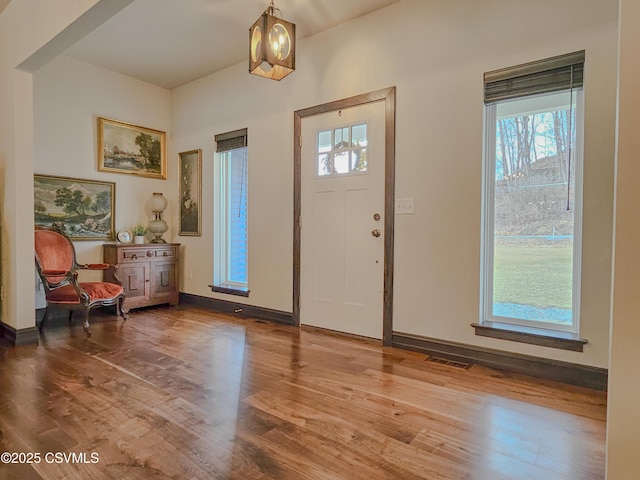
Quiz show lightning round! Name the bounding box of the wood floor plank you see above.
[0,306,606,479]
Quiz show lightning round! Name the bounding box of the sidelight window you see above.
[214,128,248,293]
[481,51,585,333]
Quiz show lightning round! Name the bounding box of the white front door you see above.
[300,101,385,339]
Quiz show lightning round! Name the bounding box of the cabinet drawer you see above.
[119,247,151,262]
[117,245,178,263]
[151,246,178,259]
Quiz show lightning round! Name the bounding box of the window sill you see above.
[209,284,250,298]
[471,321,587,352]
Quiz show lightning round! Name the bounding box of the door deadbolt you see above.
[371,229,381,238]
[373,213,381,221]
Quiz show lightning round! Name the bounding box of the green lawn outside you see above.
[493,243,573,310]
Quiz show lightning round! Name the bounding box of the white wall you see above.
[33,55,173,277]
[172,0,618,367]
[606,0,640,476]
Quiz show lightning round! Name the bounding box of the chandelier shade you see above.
[249,2,295,81]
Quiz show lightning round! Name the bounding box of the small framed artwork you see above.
[98,117,167,179]
[34,174,116,240]
[178,149,202,236]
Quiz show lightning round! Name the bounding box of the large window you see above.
[481,52,584,333]
[213,129,248,293]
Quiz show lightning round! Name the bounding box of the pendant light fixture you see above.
[249,0,296,81]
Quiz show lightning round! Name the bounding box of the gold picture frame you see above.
[178,149,202,236]
[98,117,167,179]
[34,174,116,241]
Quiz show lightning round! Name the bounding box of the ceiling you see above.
[63,0,402,89]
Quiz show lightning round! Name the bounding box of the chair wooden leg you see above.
[39,308,50,332]
[82,308,91,335]
[118,297,128,321]
[68,310,74,322]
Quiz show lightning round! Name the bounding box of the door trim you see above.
[293,87,396,345]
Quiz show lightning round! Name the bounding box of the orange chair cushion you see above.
[35,230,74,270]
[35,230,75,285]
[47,282,124,304]
[86,263,110,270]
[42,270,68,276]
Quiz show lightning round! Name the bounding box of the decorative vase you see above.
[148,219,167,243]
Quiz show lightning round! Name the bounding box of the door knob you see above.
[371,229,381,238]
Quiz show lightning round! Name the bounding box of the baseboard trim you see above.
[392,332,607,391]
[179,293,295,326]
[0,321,39,346]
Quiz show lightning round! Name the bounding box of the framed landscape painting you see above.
[34,174,115,240]
[178,149,202,236]
[98,117,167,179]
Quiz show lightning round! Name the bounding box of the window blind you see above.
[215,128,248,152]
[484,51,585,104]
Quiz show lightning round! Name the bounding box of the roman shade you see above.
[484,50,585,104]
[215,128,248,152]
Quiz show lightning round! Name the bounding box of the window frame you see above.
[212,131,249,296]
[480,90,585,335]
[315,121,369,178]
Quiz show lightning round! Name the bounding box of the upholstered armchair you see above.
[34,226,127,334]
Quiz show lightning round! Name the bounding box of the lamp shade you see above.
[149,192,168,212]
[249,7,295,81]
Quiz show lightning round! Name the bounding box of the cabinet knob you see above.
[146,251,153,257]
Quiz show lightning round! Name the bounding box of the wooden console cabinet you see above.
[103,243,180,312]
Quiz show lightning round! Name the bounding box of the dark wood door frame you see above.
[293,86,396,345]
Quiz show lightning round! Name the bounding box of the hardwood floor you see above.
[0,306,606,479]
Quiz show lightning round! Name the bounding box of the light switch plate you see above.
[395,197,415,215]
